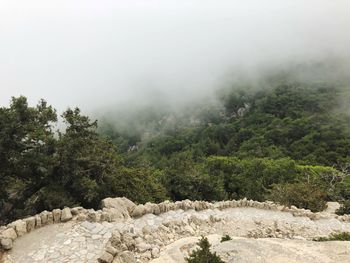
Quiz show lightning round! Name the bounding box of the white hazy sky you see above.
[1,0,350,112]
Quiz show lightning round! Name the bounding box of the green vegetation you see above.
[0,97,166,224]
[221,235,232,242]
[2,75,350,224]
[336,200,350,215]
[313,232,350,241]
[186,236,225,263]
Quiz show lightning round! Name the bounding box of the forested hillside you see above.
[1,76,350,224]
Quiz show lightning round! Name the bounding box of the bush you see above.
[267,182,327,212]
[313,232,350,241]
[186,236,225,263]
[220,235,232,242]
[336,200,350,215]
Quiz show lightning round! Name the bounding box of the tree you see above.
[186,236,224,263]
[0,97,57,222]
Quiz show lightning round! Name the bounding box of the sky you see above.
[1,0,350,113]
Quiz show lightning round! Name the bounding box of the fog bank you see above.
[1,0,350,113]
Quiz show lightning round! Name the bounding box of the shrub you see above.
[267,182,327,212]
[221,235,232,242]
[313,232,350,241]
[336,200,350,215]
[186,236,225,263]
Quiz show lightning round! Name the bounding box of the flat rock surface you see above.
[151,234,350,263]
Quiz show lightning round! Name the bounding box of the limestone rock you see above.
[101,197,136,213]
[1,238,13,250]
[151,247,160,258]
[98,251,114,263]
[9,219,27,236]
[40,211,49,225]
[1,228,17,240]
[106,245,118,256]
[131,205,146,218]
[25,217,36,232]
[121,233,136,250]
[52,209,62,222]
[61,207,73,222]
[136,242,152,252]
[71,206,84,216]
[87,210,98,222]
[47,212,54,224]
[119,251,136,263]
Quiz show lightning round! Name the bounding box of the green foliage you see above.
[0,97,168,224]
[205,156,299,201]
[186,237,225,263]
[313,232,350,241]
[268,182,327,212]
[220,235,232,242]
[161,152,227,201]
[336,200,350,215]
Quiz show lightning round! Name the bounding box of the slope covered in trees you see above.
[101,77,350,210]
[1,76,350,224]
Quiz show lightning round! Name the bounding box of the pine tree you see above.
[186,236,225,263]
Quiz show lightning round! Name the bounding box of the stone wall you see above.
[1,197,348,261]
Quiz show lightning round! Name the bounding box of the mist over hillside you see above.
[1,0,350,114]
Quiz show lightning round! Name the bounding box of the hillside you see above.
[1,74,350,225]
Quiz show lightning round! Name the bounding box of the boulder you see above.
[131,205,146,218]
[121,233,136,250]
[119,251,136,263]
[25,217,36,232]
[40,211,49,225]
[35,214,42,228]
[110,231,122,247]
[47,212,54,224]
[136,242,152,253]
[9,219,27,236]
[1,228,17,240]
[52,209,62,222]
[151,247,160,258]
[71,206,84,216]
[106,245,118,256]
[1,238,13,250]
[87,211,98,222]
[98,251,114,263]
[101,197,136,220]
[61,207,73,222]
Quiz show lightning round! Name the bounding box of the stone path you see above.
[4,207,350,262]
[6,221,114,263]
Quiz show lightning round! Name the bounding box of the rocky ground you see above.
[152,234,350,263]
[1,199,350,263]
